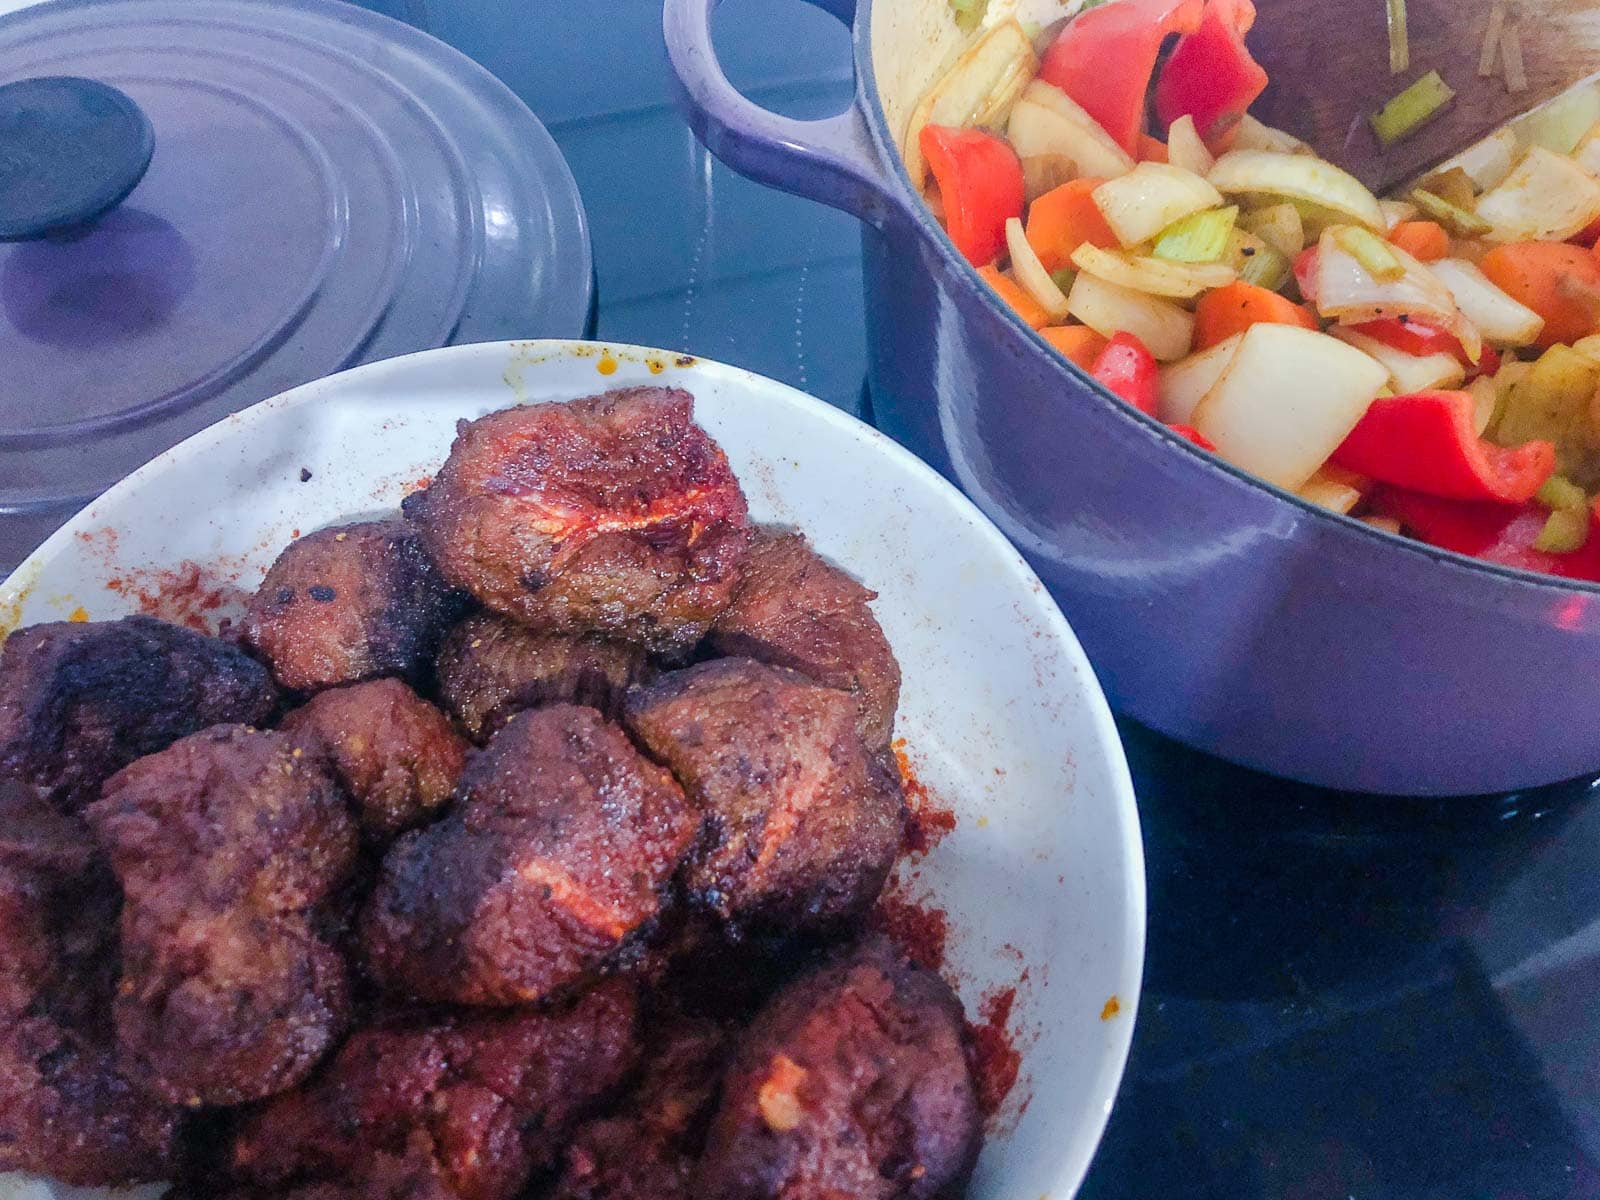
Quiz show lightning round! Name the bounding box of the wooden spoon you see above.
[1246,0,1600,192]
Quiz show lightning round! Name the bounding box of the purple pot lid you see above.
[0,0,592,568]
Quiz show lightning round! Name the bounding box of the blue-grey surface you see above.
[351,3,1600,1197]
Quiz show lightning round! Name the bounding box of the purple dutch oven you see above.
[665,0,1600,797]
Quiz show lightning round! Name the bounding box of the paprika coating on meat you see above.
[435,612,648,742]
[0,782,183,1186]
[709,526,901,749]
[362,705,697,1007]
[0,615,278,812]
[406,387,751,653]
[226,980,640,1200]
[244,520,462,693]
[696,936,980,1200]
[87,726,358,1107]
[280,678,468,840]
[625,658,904,930]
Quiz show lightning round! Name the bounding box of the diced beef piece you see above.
[406,388,750,653]
[435,613,647,742]
[0,615,277,811]
[709,527,900,749]
[280,678,468,840]
[696,937,979,1200]
[87,726,358,1106]
[227,981,639,1200]
[0,782,183,1185]
[625,659,903,931]
[244,521,461,692]
[362,706,696,1006]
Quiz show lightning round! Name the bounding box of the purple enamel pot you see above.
[665,0,1600,797]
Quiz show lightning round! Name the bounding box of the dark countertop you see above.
[355,1,1600,1194]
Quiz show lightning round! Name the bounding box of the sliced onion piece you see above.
[1241,203,1305,256]
[1312,226,1483,363]
[1426,258,1545,347]
[1420,126,1518,192]
[1190,324,1389,490]
[1006,80,1134,180]
[1574,122,1600,177]
[1157,335,1243,424]
[1166,115,1216,176]
[1091,163,1223,248]
[1066,272,1195,362]
[1209,150,1385,232]
[1475,145,1600,242]
[1005,216,1071,320]
[902,18,1039,188]
[1232,114,1309,155]
[1510,79,1600,154]
[1071,243,1235,299]
[1330,327,1467,393]
[1377,199,1418,231]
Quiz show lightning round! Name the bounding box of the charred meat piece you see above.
[363,705,697,1006]
[87,726,358,1106]
[0,615,278,812]
[227,980,639,1200]
[280,678,468,840]
[406,388,751,653]
[625,659,903,930]
[696,937,980,1200]
[436,613,649,742]
[0,782,183,1185]
[550,1013,731,1200]
[709,527,901,749]
[244,520,461,692]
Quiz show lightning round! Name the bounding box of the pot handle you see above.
[663,0,899,227]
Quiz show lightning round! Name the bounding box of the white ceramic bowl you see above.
[0,340,1145,1200]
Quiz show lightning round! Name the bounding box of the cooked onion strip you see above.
[1313,226,1483,362]
[1005,217,1072,320]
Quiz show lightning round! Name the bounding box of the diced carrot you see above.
[1388,220,1449,262]
[1138,134,1170,163]
[978,264,1052,329]
[1024,178,1117,272]
[1039,325,1110,369]
[1480,241,1600,348]
[1191,280,1319,351]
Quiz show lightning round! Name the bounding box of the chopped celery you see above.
[1534,506,1589,553]
[1497,345,1600,474]
[1226,230,1292,291]
[1536,475,1587,511]
[1370,70,1455,146]
[1408,187,1492,236]
[950,0,989,33]
[1332,225,1405,281]
[1386,0,1409,73]
[1153,206,1238,263]
[1050,267,1077,292]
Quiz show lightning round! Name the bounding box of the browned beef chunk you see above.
[435,613,648,742]
[709,527,901,749]
[87,726,358,1106]
[0,616,277,812]
[280,678,468,840]
[624,659,903,931]
[244,521,461,692]
[226,981,639,1200]
[406,388,750,653]
[0,782,183,1185]
[696,937,980,1200]
[362,706,696,1006]
[549,1013,731,1200]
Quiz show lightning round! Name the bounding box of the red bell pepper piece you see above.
[1293,246,1320,304]
[1154,0,1267,145]
[1037,0,1206,155]
[1089,331,1160,414]
[1369,487,1600,582]
[1352,317,1500,375]
[919,125,1023,268]
[1169,423,1217,450]
[1331,390,1555,504]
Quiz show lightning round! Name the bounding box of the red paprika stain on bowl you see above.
[969,985,1022,1119]
[104,560,249,634]
[894,738,957,856]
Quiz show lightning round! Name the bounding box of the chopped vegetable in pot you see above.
[905,0,1600,581]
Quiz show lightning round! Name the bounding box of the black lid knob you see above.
[0,75,153,241]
